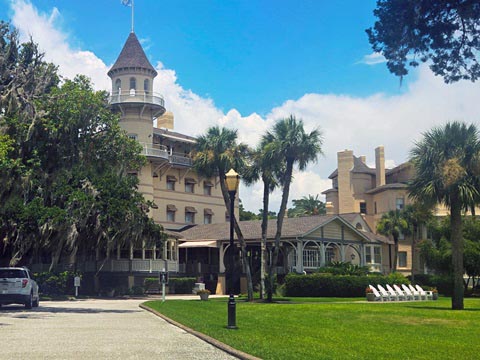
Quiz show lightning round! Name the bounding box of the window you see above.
[115,79,121,92]
[204,209,214,224]
[144,79,150,93]
[185,206,197,224]
[128,133,138,140]
[374,201,377,214]
[398,251,407,268]
[130,77,136,90]
[366,245,382,264]
[355,222,363,230]
[185,178,196,193]
[396,197,404,210]
[225,211,230,222]
[332,177,338,189]
[326,247,336,264]
[166,205,177,222]
[203,181,213,196]
[166,176,176,191]
[360,202,367,214]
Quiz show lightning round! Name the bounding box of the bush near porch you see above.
[285,273,408,297]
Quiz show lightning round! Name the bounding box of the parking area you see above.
[0,298,237,359]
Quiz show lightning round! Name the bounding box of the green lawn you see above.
[144,297,480,360]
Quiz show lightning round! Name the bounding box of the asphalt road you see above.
[0,298,238,359]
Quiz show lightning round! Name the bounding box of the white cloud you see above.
[9,1,480,214]
[358,52,387,65]
[10,0,110,90]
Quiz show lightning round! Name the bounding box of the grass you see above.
[144,297,480,360]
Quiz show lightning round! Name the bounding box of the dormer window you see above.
[130,77,136,90]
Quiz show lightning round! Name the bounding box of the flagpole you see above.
[131,0,134,33]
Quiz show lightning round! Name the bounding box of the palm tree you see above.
[377,210,410,272]
[402,203,433,283]
[289,194,326,217]
[409,121,480,310]
[242,140,282,299]
[192,126,254,301]
[263,115,323,301]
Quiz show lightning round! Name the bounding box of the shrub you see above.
[169,277,196,294]
[34,271,81,296]
[144,277,159,292]
[284,273,410,297]
[129,285,145,296]
[408,274,453,296]
[318,261,370,276]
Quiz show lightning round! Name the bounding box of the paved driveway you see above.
[0,299,237,359]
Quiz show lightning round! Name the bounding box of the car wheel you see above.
[33,297,39,307]
[25,293,33,309]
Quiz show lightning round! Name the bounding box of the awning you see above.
[185,178,197,184]
[185,206,197,213]
[204,208,214,215]
[204,180,214,187]
[178,240,218,248]
[167,175,177,182]
[166,204,177,211]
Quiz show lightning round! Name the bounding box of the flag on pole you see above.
[121,0,132,6]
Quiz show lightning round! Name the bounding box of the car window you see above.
[0,269,27,278]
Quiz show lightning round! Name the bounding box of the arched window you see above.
[144,79,150,93]
[129,77,136,90]
[355,223,363,230]
[115,79,121,92]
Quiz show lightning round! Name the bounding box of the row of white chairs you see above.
[368,284,434,301]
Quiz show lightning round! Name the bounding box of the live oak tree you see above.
[367,0,480,83]
[0,22,163,268]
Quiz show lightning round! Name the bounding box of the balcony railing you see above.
[140,143,169,160]
[169,153,193,166]
[109,90,165,108]
[30,259,179,273]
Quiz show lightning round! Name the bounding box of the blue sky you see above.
[1,0,479,212]
[1,0,404,115]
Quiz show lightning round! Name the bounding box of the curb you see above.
[139,303,262,360]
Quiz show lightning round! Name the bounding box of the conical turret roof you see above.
[108,32,157,77]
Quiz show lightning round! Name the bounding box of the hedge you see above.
[34,271,81,296]
[284,273,409,297]
[168,277,196,294]
[408,274,453,296]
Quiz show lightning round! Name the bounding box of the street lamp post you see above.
[225,168,240,330]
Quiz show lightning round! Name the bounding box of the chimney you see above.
[359,155,366,164]
[375,146,386,187]
[325,202,334,215]
[156,111,174,129]
[337,150,355,213]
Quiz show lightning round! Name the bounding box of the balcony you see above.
[140,143,169,160]
[169,153,193,167]
[109,90,165,108]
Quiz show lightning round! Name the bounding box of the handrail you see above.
[139,143,169,159]
[109,90,165,108]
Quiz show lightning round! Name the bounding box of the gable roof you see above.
[328,156,376,179]
[108,32,157,77]
[179,214,392,244]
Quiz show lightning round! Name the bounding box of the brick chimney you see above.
[375,146,385,187]
[337,150,355,213]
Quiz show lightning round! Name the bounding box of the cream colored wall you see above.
[152,169,233,226]
[337,150,355,214]
[111,72,154,93]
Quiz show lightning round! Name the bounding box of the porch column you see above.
[360,244,365,266]
[296,241,303,273]
[219,244,226,273]
[320,243,326,267]
[340,245,346,262]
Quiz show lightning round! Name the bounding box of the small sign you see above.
[160,271,168,285]
[74,276,81,287]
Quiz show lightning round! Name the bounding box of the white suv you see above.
[0,267,40,309]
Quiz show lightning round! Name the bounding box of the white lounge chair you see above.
[409,284,424,300]
[377,284,396,301]
[369,285,386,301]
[386,284,404,301]
[394,284,412,301]
[387,284,405,301]
[415,285,433,300]
[402,284,419,301]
